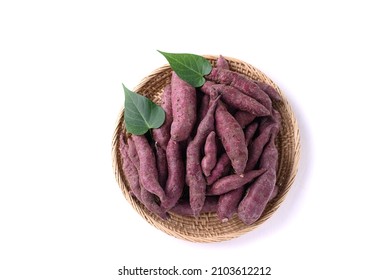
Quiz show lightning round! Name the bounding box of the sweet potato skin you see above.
[170,72,197,142]
[152,84,172,149]
[202,81,270,116]
[119,133,141,201]
[244,121,259,146]
[132,135,166,203]
[200,81,218,99]
[155,142,168,187]
[245,122,276,172]
[237,108,281,224]
[269,185,279,201]
[215,103,248,175]
[197,93,210,124]
[217,187,244,222]
[254,80,282,102]
[140,186,168,220]
[201,131,217,177]
[216,55,229,69]
[206,67,272,111]
[206,108,254,185]
[123,134,167,219]
[212,84,270,116]
[237,170,275,225]
[207,169,266,195]
[186,140,205,216]
[245,110,281,172]
[126,136,140,170]
[206,152,231,185]
[186,97,219,216]
[162,140,185,210]
[238,136,278,225]
[170,196,218,216]
[234,110,256,129]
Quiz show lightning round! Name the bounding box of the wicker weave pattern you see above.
[112,55,300,242]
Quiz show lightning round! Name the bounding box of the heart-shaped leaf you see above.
[123,84,165,135]
[158,51,212,87]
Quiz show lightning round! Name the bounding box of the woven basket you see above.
[112,55,300,242]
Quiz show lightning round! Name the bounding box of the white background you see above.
[1,1,388,279]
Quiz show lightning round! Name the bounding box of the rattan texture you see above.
[112,55,301,242]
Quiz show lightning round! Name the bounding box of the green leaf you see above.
[158,50,212,87]
[123,84,165,135]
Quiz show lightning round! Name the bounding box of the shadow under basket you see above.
[112,55,301,243]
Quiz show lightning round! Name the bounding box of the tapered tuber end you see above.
[158,194,167,205]
[192,209,201,217]
[159,212,170,220]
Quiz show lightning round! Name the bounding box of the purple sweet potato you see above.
[201,131,217,177]
[200,81,218,99]
[118,133,141,201]
[193,92,210,138]
[186,98,219,216]
[193,96,219,144]
[162,139,185,210]
[245,123,276,172]
[124,135,144,200]
[217,187,244,222]
[126,136,140,171]
[170,196,218,216]
[207,169,266,195]
[244,121,259,146]
[155,142,168,188]
[206,152,231,185]
[206,67,272,111]
[206,109,255,184]
[215,103,248,175]
[212,84,270,116]
[259,133,278,170]
[216,55,230,69]
[170,72,197,142]
[238,136,278,225]
[140,186,168,220]
[132,135,166,203]
[269,185,279,201]
[245,111,281,172]
[125,134,168,219]
[197,93,210,123]
[152,84,172,149]
[271,109,282,131]
[202,81,270,116]
[234,110,256,128]
[237,170,275,225]
[254,80,282,102]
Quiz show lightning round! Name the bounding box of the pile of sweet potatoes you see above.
[119,56,281,225]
